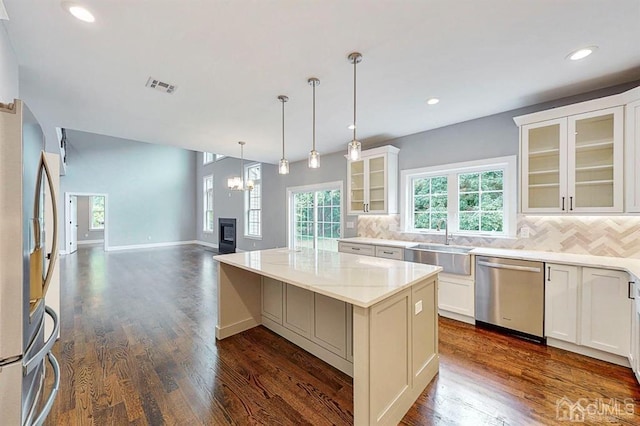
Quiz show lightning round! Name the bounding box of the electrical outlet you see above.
[414,300,423,315]
[147,236,152,240]
[346,221,354,229]
[520,226,530,238]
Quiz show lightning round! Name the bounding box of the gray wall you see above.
[76,195,104,242]
[195,154,283,251]
[0,22,19,103]
[195,80,640,251]
[60,130,197,249]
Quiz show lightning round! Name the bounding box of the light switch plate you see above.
[415,300,423,315]
[520,226,530,238]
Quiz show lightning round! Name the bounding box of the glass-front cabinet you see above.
[520,106,623,213]
[347,146,399,215]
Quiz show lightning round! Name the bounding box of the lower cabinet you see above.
[283,284,314,338]
[313,293,348,358]
[261,278,353,373]
[262,277,283,324]
[545,263,579,342]
[338,241,404,260]
[581,267,632,357]
[545,264,633,359]
[438,273,474,322]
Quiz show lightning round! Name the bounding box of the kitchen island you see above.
[214,248,441,425]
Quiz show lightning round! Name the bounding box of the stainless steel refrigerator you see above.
[0,99,60,425]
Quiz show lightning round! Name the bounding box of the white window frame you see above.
[89,195,105,230]
[400,156,517,238]
[286,181,344,250]
[244,163,262,239]
[203,175,214,233]
[203,152,214,164]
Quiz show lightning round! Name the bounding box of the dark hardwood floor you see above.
[45,245,640,425]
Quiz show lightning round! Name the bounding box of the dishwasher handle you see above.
[477,260,542,273]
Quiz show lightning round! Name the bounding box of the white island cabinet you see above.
[215,248,441,425]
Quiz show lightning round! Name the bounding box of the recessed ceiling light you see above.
[347,124,356,130]
[426,98,440,105]
[62,2,95,23]
[567,46,597,61]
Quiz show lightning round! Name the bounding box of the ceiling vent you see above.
[145,77,177,94]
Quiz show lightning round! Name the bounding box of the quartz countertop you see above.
[337,237,640,279]
[470,247,640,279]
[214,247,442,308]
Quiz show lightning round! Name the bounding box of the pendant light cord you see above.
[281,100,285,158]
[353,56,357,142]
[240,142,244,185]
[312,82,316,151]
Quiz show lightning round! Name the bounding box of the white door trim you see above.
[64,192,109,252]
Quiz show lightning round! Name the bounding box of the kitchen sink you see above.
[404,244,473,275]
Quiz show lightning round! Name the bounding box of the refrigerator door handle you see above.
[23,306,59,376]
[28,352,60,426]
[40,153,59,299]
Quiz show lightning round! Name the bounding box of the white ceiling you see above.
[4,0,640,163]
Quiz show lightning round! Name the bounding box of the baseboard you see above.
[106,240,199,252]
[195,240,219,249]
[547,337,631,367]
[77,239,104,245]
[438,310,475,325]
[215,318,259,339]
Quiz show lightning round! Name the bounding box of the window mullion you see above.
[448,172,459,232]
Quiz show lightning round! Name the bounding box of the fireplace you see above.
[219,218,237,254]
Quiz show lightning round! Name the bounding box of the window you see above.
[89,196,105,230]
[245,163,261,238]
[203,175,214,233]
[401,156,516,237]
[288,182,342,251]
[203,152,214,164]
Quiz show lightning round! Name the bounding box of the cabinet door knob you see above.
[547,266,551,281]
[561,197,565,211]
[570,196,574,211]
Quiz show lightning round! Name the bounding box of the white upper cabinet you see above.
[516,87,640,214]
[347,146,399,215]
[624,92,640,212]
[519,107,624,213]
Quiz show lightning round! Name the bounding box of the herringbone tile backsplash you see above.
[357,215,640,259]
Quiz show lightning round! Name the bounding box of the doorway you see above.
[64,192,108,253]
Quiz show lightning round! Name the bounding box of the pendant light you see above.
[308,77,320,169]
[347,52,363,161]
[227,141,254,191]
[277,95,289,175]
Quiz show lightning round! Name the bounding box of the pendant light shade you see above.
[277,95,290,175]
[227,141,254,191]
[308,77,320,169]
[347,52,362,161]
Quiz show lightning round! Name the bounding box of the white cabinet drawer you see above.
[338,242,375,257]
[375,246,404,260]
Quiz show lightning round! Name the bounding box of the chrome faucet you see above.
[437,219,453,245]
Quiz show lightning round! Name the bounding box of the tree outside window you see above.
[458,170,504,232]
[90,196,105,230]
[412,176,447,231]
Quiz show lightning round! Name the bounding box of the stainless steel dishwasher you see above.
[475,256,544,340]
